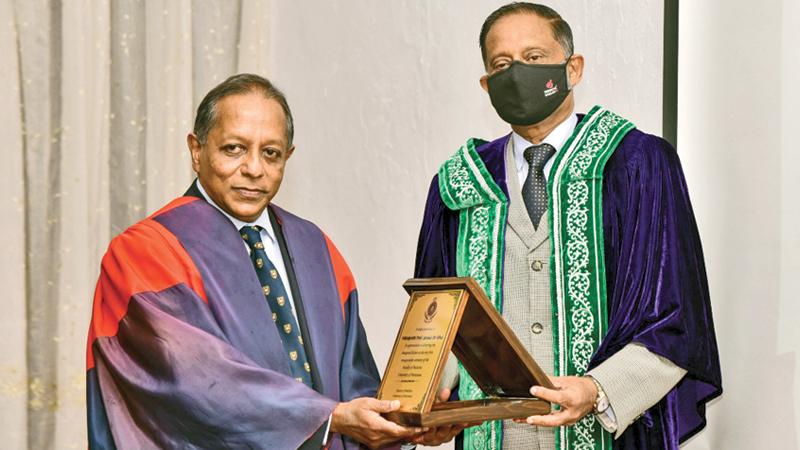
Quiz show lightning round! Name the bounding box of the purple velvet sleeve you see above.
[414,137,509,280]
[595,131,722,448]
[414,175,459,279]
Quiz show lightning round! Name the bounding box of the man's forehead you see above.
[210,94,287,142]
[215,95,284,124]
[216,92,278,114]
[485,13,559,56]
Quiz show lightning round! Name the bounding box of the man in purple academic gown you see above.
[415,4,721,450]
[86,74,462,449]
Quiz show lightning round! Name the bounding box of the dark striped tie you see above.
[522,143,556,229]
[240,226,313,387]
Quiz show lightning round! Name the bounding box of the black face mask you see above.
[486,58,571,126]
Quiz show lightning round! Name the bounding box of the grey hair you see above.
[479,2,574,66]
[193,73,294,146]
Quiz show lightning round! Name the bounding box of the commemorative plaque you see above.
[377,277,553,427]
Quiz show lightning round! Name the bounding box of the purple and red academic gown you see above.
[415,127,722,449]
[86,186,380,449]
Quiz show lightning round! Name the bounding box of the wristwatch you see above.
[588,375,609,414]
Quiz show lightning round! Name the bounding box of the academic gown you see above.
[415,127,722,449]
[86,186,380,450]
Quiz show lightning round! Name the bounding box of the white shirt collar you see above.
[512,113,579,174]
[195,179,277,244]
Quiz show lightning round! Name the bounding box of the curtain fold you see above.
[56,1,110,447]
[2,1,269,447]
[0,1,28,449]
[15,1,63,448]
[109,0,147,235]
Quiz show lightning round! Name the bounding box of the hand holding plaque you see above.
[377,277,553,427]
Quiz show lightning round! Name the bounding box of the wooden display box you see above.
[376,277,553,427]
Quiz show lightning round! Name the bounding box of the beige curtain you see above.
[0,1,270,448]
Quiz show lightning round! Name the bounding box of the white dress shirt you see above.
[511,113,579,186]
[195,180,299,321]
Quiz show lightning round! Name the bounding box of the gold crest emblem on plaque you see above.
[424,297,438,323]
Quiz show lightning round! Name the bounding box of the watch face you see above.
[596,395,609,413]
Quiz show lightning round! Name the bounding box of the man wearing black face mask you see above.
[414,3,722,450]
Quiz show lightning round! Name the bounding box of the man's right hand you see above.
[330,397,425,449]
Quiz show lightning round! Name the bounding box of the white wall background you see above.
[679,0,800,449]
[268,1,662,449]
[271,0,662,368]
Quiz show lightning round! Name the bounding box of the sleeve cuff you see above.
[595,401,619,433]
[587,343,687,438]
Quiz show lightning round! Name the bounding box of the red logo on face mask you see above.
[546,79,554,89]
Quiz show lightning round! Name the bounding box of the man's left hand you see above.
[517,376,597,427]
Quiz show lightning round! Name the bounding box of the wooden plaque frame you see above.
[376,277,553,427]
